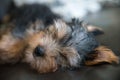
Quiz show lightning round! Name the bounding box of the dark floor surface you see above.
[0,8,120,80]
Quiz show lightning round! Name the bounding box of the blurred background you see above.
[0,0,120,80]
[13,0,120,21]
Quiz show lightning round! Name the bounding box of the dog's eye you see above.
[34,46,45,57]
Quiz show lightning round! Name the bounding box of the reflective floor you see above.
[0,8,120,80]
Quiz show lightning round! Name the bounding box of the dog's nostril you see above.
[34,46,45,57]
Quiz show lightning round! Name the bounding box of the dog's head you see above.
[23,19,98,73]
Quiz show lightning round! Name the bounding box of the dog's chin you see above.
[31,57,58,73]
[23,51,58,73]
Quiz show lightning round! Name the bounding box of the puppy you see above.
[0,3,101,73]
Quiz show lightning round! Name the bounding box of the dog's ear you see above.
[72,18,104,36]
[70,18,104,36]
[85,46,119,66]
[87,25,104,36]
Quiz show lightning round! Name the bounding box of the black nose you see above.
[34,46,45,57]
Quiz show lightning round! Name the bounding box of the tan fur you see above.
[2,15,11,23]
[87,25,103,33]
[23,31,60,73]
[61,47,80,67]
[85,46,119,65]
[0,33,26,64]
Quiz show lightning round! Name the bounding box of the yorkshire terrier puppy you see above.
[22,19,99,73]
[0,3,102,73]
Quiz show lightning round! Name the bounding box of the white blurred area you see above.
[13,0,120,21]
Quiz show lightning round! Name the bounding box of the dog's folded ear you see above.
[87,25,104,36]
[85,46,119,66]
[70,18,104,36]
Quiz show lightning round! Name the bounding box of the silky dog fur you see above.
[0,3,100,73]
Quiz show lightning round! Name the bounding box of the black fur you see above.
[0,0,15,23]
[64,19,99,64]
[9,4,60,38]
